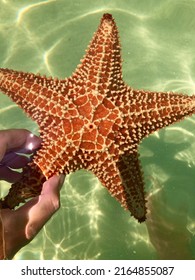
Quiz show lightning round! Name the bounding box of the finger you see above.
[15,174,65,240]
[0,152,30,168]
[0,129,41,160]
[18,133,42,153]
[41,174,65,195]
[0,166,23,183]
[0,129,32,150]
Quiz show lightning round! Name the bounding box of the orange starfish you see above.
[0,14,195,222]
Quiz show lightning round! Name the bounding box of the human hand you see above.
[0,129,41,182]
[0,129,65,259]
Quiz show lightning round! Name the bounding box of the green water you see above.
[1,0,195,260]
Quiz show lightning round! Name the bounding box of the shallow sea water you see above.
[1,0,195,260]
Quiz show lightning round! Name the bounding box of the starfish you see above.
[0,13,195,222]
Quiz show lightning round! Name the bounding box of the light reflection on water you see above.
[1,0,195,259]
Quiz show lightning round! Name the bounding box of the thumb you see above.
[41,174,65,196]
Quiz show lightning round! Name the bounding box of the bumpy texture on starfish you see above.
[0,13,195,222]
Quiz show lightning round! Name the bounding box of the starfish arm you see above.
[126,88,195,142]
[70,14,124,93]
[34,139,70,179]
[0,68,68,127]
[0,163,45,209]
[93,151,146,222]
[116,152,147,222]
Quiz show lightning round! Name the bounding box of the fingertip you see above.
[0,146,6,162]
[0,129,40,152]
[59,174,65,188]
[42,174,65,195]
[49,174,65,187]
[24,133,42,152]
